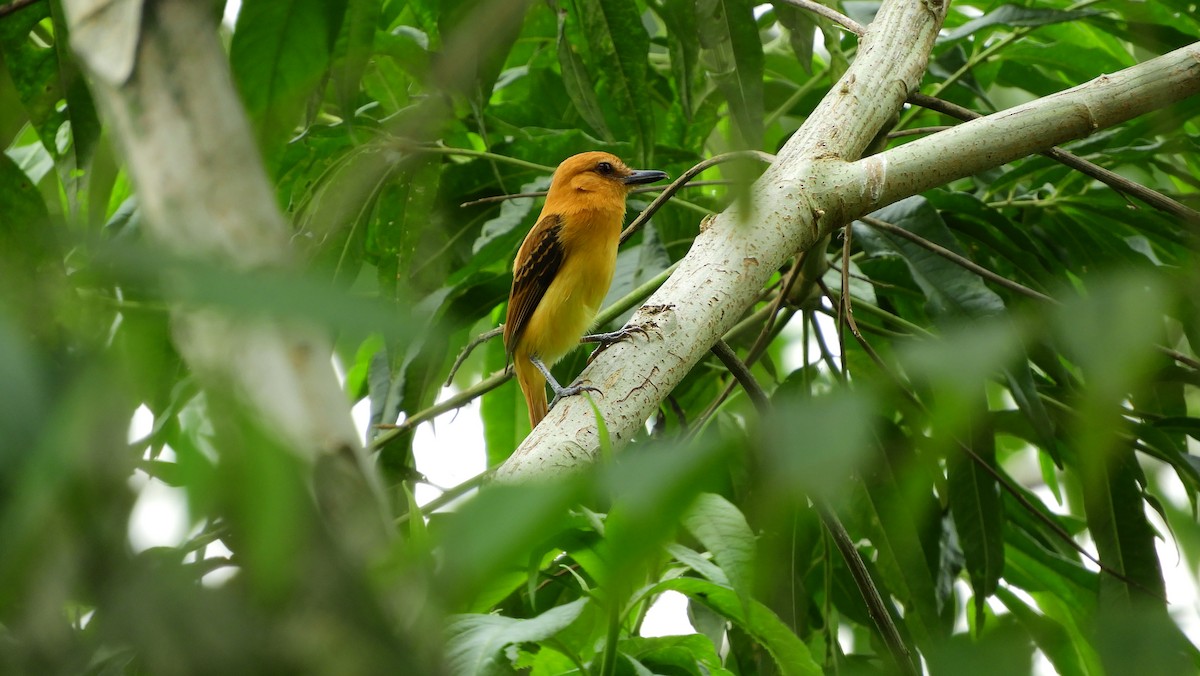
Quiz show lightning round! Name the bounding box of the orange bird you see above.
[504,152,668,428]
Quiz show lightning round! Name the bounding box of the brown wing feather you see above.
[504,213,565,357]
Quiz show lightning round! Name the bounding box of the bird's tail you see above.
[514,356,548,428]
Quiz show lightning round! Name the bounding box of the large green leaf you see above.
[0,3,68,157]
[771,2,816,74]
[331,0,384,118]
[681,493,756,606]
[645,577,821,676]
[563,0,656,162]
[847,439,945,650]
[696,0,764,148]
[946,411,1004,625]
[995,585,1095,676]
[620,634,733,676]
[446,598,589,676]
[659,0,701,120]
[556,13,614,142]
[941,5,1104,42]
[230,0,348,166]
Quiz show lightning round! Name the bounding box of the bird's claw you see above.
[584,324,649,363]
[549,382,601,410]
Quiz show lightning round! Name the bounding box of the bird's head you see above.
[545,151,668,214]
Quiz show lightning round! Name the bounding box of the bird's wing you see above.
[504,213,565,356]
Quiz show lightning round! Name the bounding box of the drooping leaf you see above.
[230,0,349,166]
[696,0,764,148]
[557,14,614,142]
[681,493,756,605]
[942,5,1105,42]
[332,0,384,118]
[772,2,816,74]
[564,0,656,162]
[645,577,821,676]
[946,413,1004,625]
[446,598,588,676]
[659,0,701,119]
[620,634,733,676]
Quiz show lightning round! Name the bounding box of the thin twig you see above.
[1157,345,1200,371]
[858,216,1057,303]
[620,150,776,245]
[778,0,864,35]
[857,217,1199,371]
[906,93,1200,230]
[0,0,40,18]
[395,468,494,525]
[815,504,920,676]
[710,341,769,412]
[371,369,511,449]
[839,226,866,344]
[445,326,503,385]
[458,180,735,208]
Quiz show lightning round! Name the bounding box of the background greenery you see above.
[1,0,1199,673]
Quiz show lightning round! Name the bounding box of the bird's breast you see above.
[520,209,622,364]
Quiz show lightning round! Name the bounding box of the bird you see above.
[504,151,668,428]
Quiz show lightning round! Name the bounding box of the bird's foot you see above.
[582,324,649,346]
[583,324,649,363]
[548,381,601,411]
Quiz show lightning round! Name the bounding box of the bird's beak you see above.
[623,169,669,186]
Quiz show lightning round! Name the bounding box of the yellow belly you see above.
[520,237,617,366]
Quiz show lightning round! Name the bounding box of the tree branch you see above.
[0,0,40,19]
[495,0,949,480]
[496,4,1200,480]
[61,0,392,548]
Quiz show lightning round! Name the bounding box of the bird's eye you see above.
[596,161,614,175]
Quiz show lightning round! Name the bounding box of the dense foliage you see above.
[1,0,1199,673]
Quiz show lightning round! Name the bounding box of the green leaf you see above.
[620,634,733,676]
[942,5,1104,42]
[696,0,764,148]
[759,388,877,505]
[446,598,589,676]
[48,3,102,172]
[0,2,66,157]
[569,0,656,162]
[849,448,945,650]
[230,0,348,166]
[645,577,821,676]
[995,586,1094,676]
[771,2,816,74]
[1081,449,1166,604]
[557,14,615,142]
[332,0,384,118]
[435,480,583,610]
[856,197,1005,320]
[659,0,701,119]
[681,493,756,605]
[601,440,731,587]
[666,543,729,586]
[481,326,527,466]
[366,154,441,288]
[946,414,1004,624]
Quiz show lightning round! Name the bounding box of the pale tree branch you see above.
[495,0,1200,482]
[785,0,1200,227]
[61,0,392,553]
[496,0,950,479]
